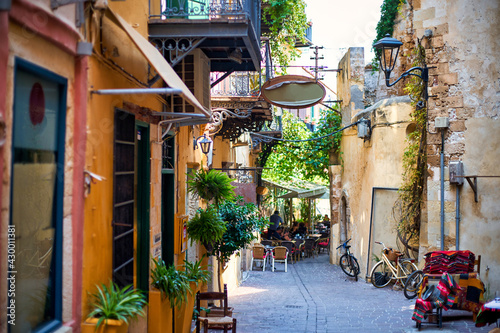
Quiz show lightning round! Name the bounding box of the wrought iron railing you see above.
[150,0,259,27]
[211,71,264,97]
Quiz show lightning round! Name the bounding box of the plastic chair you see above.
[196,284,236,333]
[271,246,288,272]
[250,245,267,271]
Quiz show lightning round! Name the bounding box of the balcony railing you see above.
[150,0,259,27]
[211,71,264,97]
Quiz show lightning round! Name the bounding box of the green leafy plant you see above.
[150,258,190,309]
[212,196,267,291]
[262,0,309,69]
[187,206,227,252]
[87,282,147,329]
[262,108,342,183]
[187,168,236,206]
[371,0,407,70]
[184,256,211,286]
[395,41,427,254]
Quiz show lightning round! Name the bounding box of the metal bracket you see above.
[464,176,478,203]
[150,37,206,67]
[458,175,500,203]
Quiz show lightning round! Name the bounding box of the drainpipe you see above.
[440,129,445,250]
[455,185,460,250]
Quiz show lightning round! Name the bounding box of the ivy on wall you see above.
[396,41,427,253]
[372,0,406,69]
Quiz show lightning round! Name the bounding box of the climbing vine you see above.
[372,0,406,70]
[262,0,309,70]
[395,41,427,253]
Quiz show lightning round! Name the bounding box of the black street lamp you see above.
[194,134,212,155]
[373,34,429,101]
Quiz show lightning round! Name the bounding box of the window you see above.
[11,58,66,332]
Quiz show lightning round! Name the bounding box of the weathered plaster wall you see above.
[82,4,166,324]
[371,0,500,293]
[338,48,414,278]
[408,0,500,293]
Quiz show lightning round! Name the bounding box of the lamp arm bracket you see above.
[386,66,428,87]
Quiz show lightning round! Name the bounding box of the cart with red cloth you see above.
[411,250,484,330]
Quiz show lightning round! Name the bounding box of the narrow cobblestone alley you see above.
[227,253,491,333]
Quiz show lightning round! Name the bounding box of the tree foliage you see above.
[262,108,342,183]
[214,197,268,264]
[262,0,309,70]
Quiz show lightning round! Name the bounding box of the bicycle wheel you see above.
[351,256,360,281]
[371,260,393,288]
[404,270,424,299]
[340,253,359,277]
[399,260,418,286]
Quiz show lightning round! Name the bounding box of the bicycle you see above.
[370,241,417,289]
[336,238,360,281]
[403,269,424,299]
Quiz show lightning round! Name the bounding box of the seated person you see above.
[276,227,292,241]
[322,214,331,228]
[261,229,269,240]
[298,222,308,236]
[290,222,299,237]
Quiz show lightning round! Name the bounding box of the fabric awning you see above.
[106,8,211,119]
[262,178,329,199]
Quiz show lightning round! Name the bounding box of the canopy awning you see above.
[105,8,211,122]
[262,178,329,199]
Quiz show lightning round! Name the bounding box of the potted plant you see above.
[82,282,146,333]
[178,257,211,333]
[187,206,226,253]
[149,257,191,333]
[187,168,236,206]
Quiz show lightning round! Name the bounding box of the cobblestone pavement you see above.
[227,253,491,333]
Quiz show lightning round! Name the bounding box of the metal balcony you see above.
[149,0,261,72]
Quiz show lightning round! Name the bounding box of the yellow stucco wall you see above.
[82,3,165,319]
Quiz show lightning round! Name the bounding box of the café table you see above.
[476,298,500,327]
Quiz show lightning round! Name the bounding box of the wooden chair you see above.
[250,245,267,271]
[196,284,236,333]
[475,255,481,274]
[271,246,288,272]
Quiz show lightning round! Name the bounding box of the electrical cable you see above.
[251,120,361,144]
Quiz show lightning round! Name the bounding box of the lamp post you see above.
[194,134,212,156]
[373,34,429,101]
[374,34,446,250]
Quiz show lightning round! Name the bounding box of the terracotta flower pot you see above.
[81,318,128,333]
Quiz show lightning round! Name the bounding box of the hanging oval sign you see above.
[260,75,326,109]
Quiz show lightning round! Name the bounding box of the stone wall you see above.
[373,0,500,293]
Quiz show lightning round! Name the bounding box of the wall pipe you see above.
[440,129,445,250]
[455,185,460,250]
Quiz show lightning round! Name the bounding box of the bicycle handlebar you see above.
[336,238,352,250]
